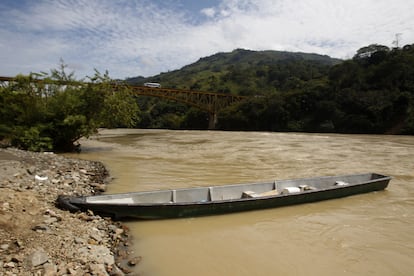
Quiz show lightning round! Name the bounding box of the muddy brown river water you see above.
[68,129,414,275]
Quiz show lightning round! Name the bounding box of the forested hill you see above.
[126,49,341,95]
[126,45,414,134]
[3,45,412,153]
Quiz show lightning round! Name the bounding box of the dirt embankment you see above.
[0,148,140,275]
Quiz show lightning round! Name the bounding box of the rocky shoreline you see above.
[0,148,140,275]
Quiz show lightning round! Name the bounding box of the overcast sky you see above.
[1,0,413,79]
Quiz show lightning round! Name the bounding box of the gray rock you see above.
[78,245,114,266]
[91,183,106,192]
[26,166,36,175]
[43,263,57,276]
[89,229,103,242]
[115,228,124,236]
[74,237,86,245]
[31,224,49,232]
[79,169,88,174]
[107,225,118,233]
[109,264,125,276]
[14,240,23,248]
[44,217,58,224]
[3,261,16,268]
[45,209,62,221]
[27,249,49,267]
[127,256,142,266]
[11,255,23,263]
[89,263,109,276]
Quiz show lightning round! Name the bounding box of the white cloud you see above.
[195,0,414,58]
[0,0,413,78]
[201,7,216,18]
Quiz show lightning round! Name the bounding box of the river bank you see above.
[0,147,140,275]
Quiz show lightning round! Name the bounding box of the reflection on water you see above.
[68,129,414,276]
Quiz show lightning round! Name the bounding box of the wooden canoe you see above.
[57,172,391,219]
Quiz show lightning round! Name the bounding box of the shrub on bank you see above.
[0,64,140,152]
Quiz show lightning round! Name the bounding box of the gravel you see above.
[0,148,141,275]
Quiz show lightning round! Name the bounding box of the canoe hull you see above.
[57,173,391,219]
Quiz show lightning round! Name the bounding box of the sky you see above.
[0,0,413,79]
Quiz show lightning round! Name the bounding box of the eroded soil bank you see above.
[0,148,141,275]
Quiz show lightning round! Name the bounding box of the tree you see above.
[0,64,140,152]
[353,44,390,60]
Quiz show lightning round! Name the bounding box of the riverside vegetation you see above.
[131,44,414,134]
[0,65,139,152]
[1,44,414,153]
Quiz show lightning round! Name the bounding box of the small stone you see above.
[0,244,9,250]
[117,249,128,259]
[57,262,68,274]
[44,217,58,224]
[32,224,49,232]
[127,256,142,266]
[26,166,36,175]
[74,237,85,245]
[45,209,60,217]
[3,261,15,268]
[15,240,23,248]
[91,183,106,192]
[108,225,118,233]
[77,213,93,221]
[119,265,132,274]
[108,264,125,276]
[43,263,57,276]
[35,175,48,181]
[79,245,114,266]
[2,202,10,210]
[89,230,103,242]
[115,228,124,236]
[27,249,49,267]
[11,255,23,263]
[89,263,109,276]
[88,239,98,245]
[68,267,78,275]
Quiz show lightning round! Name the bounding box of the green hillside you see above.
[126,45,414,134]
[127,48,341,95]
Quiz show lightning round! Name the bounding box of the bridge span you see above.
[123,84,246,129]
[0,76,247,129]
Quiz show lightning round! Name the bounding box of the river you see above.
[67,129,414,275]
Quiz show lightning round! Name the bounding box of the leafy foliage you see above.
[0,64,140,152]
[128,49,338,94]
[129,45,414,134]
[2,44,413,149]
[130,49,338,129]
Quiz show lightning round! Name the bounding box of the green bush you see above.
[0,65,139,152]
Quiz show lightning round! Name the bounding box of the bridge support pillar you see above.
[208,112,217,130]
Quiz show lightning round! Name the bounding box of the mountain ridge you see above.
[126,48,342,94]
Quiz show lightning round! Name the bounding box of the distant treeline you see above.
[132,45,414,134]
[1,44,413,152]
